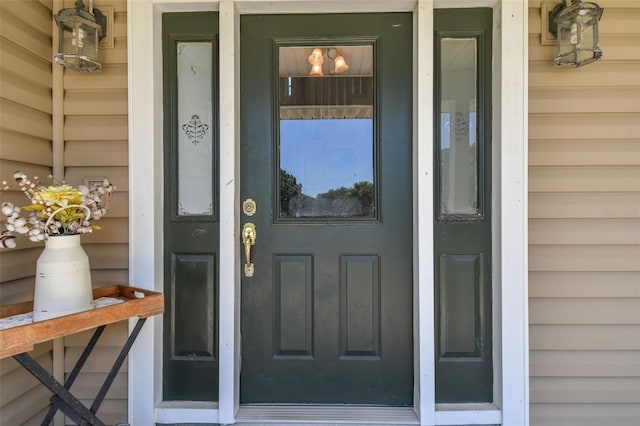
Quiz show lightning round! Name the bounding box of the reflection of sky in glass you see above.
[441,113,451,149]
[280,119,373,197]
[440,112,476,150]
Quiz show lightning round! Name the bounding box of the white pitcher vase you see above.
[33,206,95,321]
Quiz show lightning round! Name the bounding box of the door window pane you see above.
[278,45,375,219]
[177,42,214,216]
[439,38,479,216]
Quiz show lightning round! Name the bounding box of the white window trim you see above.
[127,1,528,425]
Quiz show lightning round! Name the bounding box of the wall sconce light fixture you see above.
[549,0,603,67]
[54,0,106,72]
[308,47,349,77]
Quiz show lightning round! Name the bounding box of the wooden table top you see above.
[0,285,164,359]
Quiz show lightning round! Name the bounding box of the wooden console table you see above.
[0,285,164,426]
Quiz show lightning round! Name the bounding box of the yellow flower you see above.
[38,185,81,207]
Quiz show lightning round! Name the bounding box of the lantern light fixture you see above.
[549,0,603,67]
[54,0,106,72]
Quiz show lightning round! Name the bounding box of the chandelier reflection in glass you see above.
[308,47,349,77]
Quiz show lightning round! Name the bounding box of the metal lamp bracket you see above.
[93,8,107,41]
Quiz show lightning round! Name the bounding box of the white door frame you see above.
[127,1,528,425]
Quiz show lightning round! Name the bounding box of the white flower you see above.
[1,203,14,215]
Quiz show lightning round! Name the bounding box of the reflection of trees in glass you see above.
[280,169,374,218]
[280,168,302,211]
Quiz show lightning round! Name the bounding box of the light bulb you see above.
[334,55,349,73]
[309,63,323,77]
[308,48,323,65]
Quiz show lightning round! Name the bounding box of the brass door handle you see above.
[242,222,256,277]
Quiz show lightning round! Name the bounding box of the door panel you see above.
[434,8,493,403]
[162,12,219,402]
[240,13,413,405]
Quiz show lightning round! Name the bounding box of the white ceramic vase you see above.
[33,234,95,321]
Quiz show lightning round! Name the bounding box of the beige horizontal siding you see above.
[63,64,127,90]
[64,89,128,116]
[0,98,52,140]
[1,386,51,426]
[530,88,640,114]
[0,130,51,166]
[1,70,52,114]
[531,350,640,377]
[529,219,640,245]
[65,347,129,373]
[530,245,640,271]
[0,277,36,305]
[77,400,128,425]
[0,40,52,88]
[532,377,640,403]
[531,404,640,426]
[528,1,640,424]
[529,114,640,140]
[72,373,127,400]
[0,248,40,283]
[529,140,640,166]
[530,325,640,350]
[65,141,129,166]
[64,115,128,141]
[0,2,52,422]
[60,2,130,421]
[529,166,640,192]
[1,0,52,35]
[530,63,640,87]
[0,343,52,425]
[530,271,640,298]
[82,218,129,244]
[83,243,129,270]
[0,10,50,62]
[530,298,640,324]
[529,192,640,219]
[90,268,129,284]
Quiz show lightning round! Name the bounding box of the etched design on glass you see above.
[181,115,209,144]
[439,38,479,217]
[177,42,214,217]
[178,201,213,216]
[453,112,469,146]
[278,45,375,219]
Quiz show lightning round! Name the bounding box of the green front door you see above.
[240,13,414,404]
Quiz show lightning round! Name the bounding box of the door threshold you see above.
[235,405,418,425]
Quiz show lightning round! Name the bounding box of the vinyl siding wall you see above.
[62,0,129,421]
[0,1,54,424]
[0,0,129,424]
[528,1,640,425]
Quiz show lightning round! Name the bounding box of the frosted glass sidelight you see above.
[439,38,479,216]
[177,42,214,216]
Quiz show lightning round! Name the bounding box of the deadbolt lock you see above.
[243,198,257,216]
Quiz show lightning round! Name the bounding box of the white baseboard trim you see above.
[155,401,219,424]
[435,403,501,425]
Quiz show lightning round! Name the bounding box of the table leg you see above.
[13,352,106,426]
[86,318,147,418]
[40,326,106,425]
